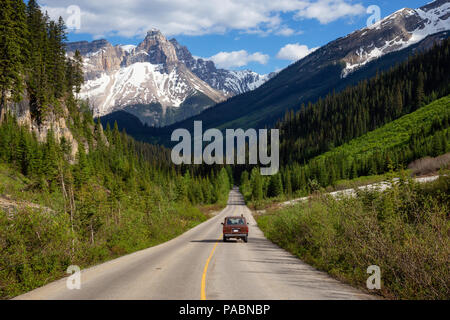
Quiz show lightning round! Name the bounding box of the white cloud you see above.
[275,27,300,36]
[39,0,366,38]
[208,50,269,69]
[295,0,366,24]
[276,43,318,61]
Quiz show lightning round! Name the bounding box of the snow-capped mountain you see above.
[339,0,449,77]
[146,0,449,133]
[66,30,271,126]
[67,30,225,126]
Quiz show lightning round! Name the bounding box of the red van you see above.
[222,216,249,242]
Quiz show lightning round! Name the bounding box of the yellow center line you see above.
[201,236,221,300]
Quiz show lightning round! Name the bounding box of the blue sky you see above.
[40,0,429,74]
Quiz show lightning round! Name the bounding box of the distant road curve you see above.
[281,175,442,207]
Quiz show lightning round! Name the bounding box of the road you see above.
[281,175,442,207]
[15,188,373,300]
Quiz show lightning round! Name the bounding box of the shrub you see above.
[257,176,450,299]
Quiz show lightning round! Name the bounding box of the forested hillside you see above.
[239,39,450,202]
[241,95,449,202]
[0,0,232,299]
[277,39,450,165]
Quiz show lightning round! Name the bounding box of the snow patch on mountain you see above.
[224,70,272,94]
[80,62,192,116]
[120,44,137,53]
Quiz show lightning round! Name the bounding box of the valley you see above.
[0,0,449,302]
[98,0,450,142]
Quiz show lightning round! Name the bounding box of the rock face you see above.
[67,30,271,126]
[78,42,126,81]
[170,39,275,95]
[4,96,79,161]
[128,29,178,66]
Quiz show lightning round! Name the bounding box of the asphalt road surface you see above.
[15,188,373,300]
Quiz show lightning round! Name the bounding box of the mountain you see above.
[147,0,450,134]
[339,0,450,77]
[100,1,450,147]
[67,30,226,126]
[66,30,271,126]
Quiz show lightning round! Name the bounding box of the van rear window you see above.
[226,218,245,225]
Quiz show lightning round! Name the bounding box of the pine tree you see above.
[73,50,84,95]
[414,71,425,109]
[284,173,292,196]
[431,133,443,157]
[0,0,29,119]
[268,174,283,197]
[394,86,403,117]
[26,0,48,119]
[250,167,263,201]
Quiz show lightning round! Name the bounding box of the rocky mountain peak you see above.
[67,39,125,80]
[134,29,178,65]
[169,39,195,66]
[147,28,163,36]
[168,38,273,95]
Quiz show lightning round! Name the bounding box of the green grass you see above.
[315,95,450,161]
[0,164,29,196]
[0,163,66,213]
[0,163,216,299]
[257,175,450,299]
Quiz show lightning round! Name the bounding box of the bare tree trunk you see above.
[118,204,121,225]
[90,224,94,245]
[69,185,76,258]
[0,89,6,123]
[59,167,68,214]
